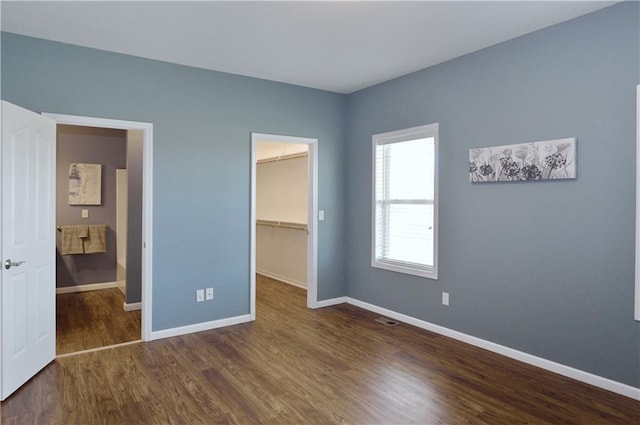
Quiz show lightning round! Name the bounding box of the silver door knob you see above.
[4,259,25,270]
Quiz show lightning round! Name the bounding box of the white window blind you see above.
[372,124,438,279]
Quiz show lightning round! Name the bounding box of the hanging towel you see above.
[76,224,89,239]
[84,224,107,254]
[60,225,84,255]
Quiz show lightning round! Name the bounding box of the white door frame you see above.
[42,113,154,340]
[250,133,318,319]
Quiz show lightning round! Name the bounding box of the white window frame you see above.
[371,123,439,280]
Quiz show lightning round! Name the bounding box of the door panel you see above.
[35,135,53,242]
[1,101,56,401]
[9,130,29,248]
[9,271,28,356]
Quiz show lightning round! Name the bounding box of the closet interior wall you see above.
[255,143,309,289]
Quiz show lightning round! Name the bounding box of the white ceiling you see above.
[0,1,618,94]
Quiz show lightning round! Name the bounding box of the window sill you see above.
[372,260,438,280]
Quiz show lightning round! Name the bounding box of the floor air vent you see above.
[374,317,400,327]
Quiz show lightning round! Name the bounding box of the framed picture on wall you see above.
[69,163,102,205]
[469,138,576,183]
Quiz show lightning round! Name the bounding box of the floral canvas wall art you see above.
[469,138,576,183]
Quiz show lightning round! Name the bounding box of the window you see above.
[372,123,438,279]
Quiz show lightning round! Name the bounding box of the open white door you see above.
[1,101,56,400]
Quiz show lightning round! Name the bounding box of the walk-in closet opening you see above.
[256,141,309,290]
[250,133,318,319]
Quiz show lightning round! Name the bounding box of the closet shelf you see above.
[256,152,308,164]
[256,219,307,232]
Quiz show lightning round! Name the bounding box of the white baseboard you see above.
[123,302,141,312]
[150,314,252,341]
[257,270,307,290]
[313,296,347,309]
[116,279,126,296]
[56,281,118,294]
[346,297,640,401]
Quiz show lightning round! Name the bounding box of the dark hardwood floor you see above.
[2,275,638,424]
[56,287,141,355]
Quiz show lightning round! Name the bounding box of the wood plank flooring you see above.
[2,275,639,424]
[56,287,141,355]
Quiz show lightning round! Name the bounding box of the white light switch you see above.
[319,210,325,221]
[81,209,89,218]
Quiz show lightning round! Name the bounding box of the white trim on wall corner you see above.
[123,302,142,312]
[635,84,640,321]
[150,314,251,341]
[345,297,640,401]
[56,281,118,294]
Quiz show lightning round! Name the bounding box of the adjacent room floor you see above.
[2,276,638,424]
[56,287,141,355]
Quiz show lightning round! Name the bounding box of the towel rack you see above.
[57,225,109,231]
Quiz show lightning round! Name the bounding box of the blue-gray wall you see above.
[346,3,639,387]
[2,1,638,388]
[1,31,347,331]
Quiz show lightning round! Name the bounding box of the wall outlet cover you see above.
[206,287,214,300]
[196,289,205,302]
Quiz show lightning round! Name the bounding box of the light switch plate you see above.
[81,209,89,218]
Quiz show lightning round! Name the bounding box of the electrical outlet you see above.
[81,209,89,218]
[205,287,214,300]
[196,289,205,303]
[319,210,325,221]
[442,292,449,306]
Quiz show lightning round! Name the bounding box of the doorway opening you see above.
[250,133,318,320]
[54,125,140,355]
[44,113,153,350]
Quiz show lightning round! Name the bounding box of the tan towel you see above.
[76,224,89,238]
[83,224,107,254]
[60,225,84,255]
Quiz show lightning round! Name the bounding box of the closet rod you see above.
[256,219,308,233]
[256,152,308,164]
